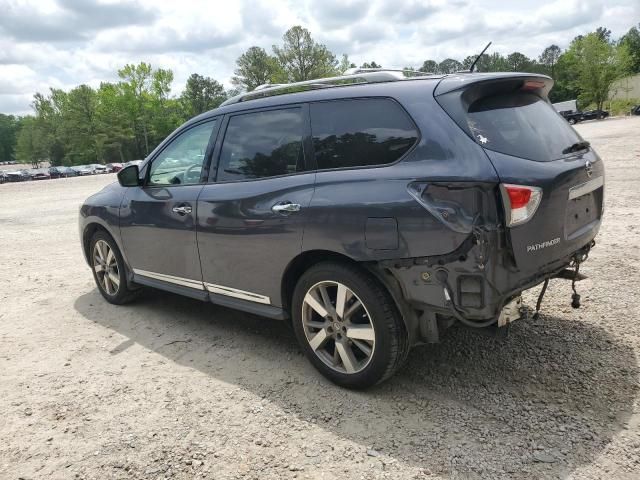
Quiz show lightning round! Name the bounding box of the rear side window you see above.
[310,98,418,170]
[466,93,583,161]
[217,108,304,182]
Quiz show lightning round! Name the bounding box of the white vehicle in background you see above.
[552,99,578,114]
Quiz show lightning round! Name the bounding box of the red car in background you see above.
[106,163,123,173]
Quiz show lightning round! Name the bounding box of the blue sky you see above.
[0,0,638,115]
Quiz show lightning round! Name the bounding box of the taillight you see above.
[500,184,542,227]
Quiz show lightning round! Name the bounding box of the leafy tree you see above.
[438,58,463,74]
[338,54,356,74]
[0,114,20,162]
[619,23,640,73]
[419,60,438,73]
[564,32,631,110]
[360,61,381,69]
[506,52,531,72]
[273,26,338,82]
[15,116,47,167]
[539,45,562,77]
[232,46,282,91]
[180,74,227,118]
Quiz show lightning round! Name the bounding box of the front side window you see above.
[148,120,216,186]
[310,98,419,170]
[217,108,304,182]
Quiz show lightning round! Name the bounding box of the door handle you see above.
[271,201,301,214]
[172,205,192,215]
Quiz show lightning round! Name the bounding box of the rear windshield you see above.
[466,93,583,161]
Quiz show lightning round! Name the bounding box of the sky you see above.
[0,0,638,115]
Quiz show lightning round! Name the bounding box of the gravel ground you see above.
[1,117,639,480]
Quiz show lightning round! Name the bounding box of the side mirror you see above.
[117,165,141,187]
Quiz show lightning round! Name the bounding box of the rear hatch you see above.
[435,74,604,272]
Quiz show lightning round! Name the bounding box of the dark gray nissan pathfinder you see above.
[80,70,604,388]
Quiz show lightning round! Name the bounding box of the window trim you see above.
[308,96,421,173]
[208,104,313,184]
[142,117,220,189]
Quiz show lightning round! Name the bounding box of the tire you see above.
[89,230,140,305]
[569,118,577,125]
[291,262,409,389]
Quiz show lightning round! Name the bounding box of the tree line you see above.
[0,23,638,167]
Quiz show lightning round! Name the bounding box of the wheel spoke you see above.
[346,325,375,342]
[95,241,106,262]
[308,328,329,351]
[103,274,112,294]
[351,339,372,357]
[335,283,349,320]
[304,292,329,318]
[106,248,115,267]
[94,264,104,273]
[108,271,120,287]
[343,299,363,320]
[318,285,337,319]
[304,320,326,329]
[335,341,357,373]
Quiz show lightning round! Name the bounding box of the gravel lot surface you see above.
[1,117,639,479]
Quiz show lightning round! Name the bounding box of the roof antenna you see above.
[468,41,492,72]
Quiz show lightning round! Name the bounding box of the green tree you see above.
[338,54,356,73]
[63,84,102,164]
[506,52,531,72]
[419,60,438,73]
[0,114,20,162]
[564,31,631,110]
[273,26,338,82]
[360,61,381,69]
[438,58,463,74]
[539,45,562,77]
[180,74,227,118]
[15,116,47,167]
[619,23,640,73]
[232,46,283,91]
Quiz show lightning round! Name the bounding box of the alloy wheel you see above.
[93,239,120,295]
[302,281,376,374]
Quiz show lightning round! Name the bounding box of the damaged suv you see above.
[80,70,603,388]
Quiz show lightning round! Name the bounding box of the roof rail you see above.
[221,69,435,107]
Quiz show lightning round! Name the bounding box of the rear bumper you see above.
[382,234,595,323]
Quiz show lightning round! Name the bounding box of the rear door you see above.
[196,106,315,308]
[436,77,604,272]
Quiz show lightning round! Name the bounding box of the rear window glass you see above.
[467,93,583,161]
[310,98,418,170]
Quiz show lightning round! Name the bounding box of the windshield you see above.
[466,92,583,162]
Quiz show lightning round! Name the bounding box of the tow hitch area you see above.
[498,296,523,327]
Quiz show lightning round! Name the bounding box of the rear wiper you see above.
[562,141,590,155]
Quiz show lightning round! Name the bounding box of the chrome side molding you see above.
[132,268,271,304]
[204,283,271,304]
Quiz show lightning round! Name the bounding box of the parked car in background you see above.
[123,160,143,168]
[91,164,108,174]
[30,168,51,180]
[580,109,609,121]
[5,170,31,182]
[106,163,123,173]
[80,70,603,388]
[71,165,94,176]
[49,166,77,178]
[630,105,640,116]
[0,171,6,183]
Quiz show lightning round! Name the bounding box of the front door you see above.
[197,107,315,307]
[120,119,218,290]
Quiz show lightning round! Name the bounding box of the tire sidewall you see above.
[291,263,397,389]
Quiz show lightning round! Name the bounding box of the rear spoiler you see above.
[434,72,553,99]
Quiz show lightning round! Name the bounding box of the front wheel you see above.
[291,262,409,389]
[90,230,140,305]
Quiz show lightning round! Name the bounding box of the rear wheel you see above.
[291,262,408,389]
[90,230,139,305]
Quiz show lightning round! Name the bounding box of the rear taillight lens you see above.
[500,184,542,227]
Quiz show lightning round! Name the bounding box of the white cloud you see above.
[0,0,638,114]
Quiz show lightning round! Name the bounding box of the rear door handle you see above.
[172,205,192,215]
[271,201,301,214]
